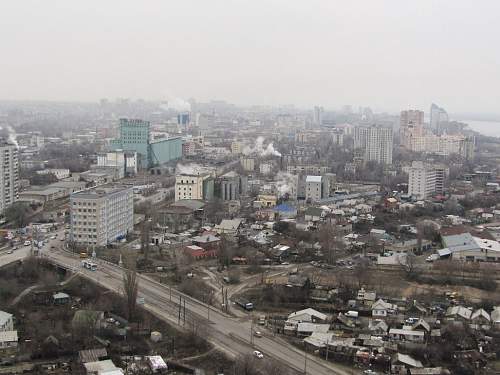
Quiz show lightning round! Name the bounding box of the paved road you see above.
[0,230,358,375]
[42,249,357,375]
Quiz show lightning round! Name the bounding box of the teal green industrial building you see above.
[110,118,182,168]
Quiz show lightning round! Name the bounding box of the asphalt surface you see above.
[1,228,359,375]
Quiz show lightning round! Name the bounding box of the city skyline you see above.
[1,1,500,115]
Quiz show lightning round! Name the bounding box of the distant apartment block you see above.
[70,185,134,246]
[408,161,447,200]
[354,126,393,165]
[430,103,449,134]
[0,143,19,213]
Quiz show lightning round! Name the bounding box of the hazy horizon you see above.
[2,1,500,115]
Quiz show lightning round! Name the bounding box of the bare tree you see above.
[232,354,260,375]
[123,269,139,321]
[140,218,151,261]
[318,222,345,264]
[218,235,234,268]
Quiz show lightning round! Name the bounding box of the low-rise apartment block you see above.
[70,185,133,247]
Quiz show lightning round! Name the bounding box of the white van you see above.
[345,311,359,318]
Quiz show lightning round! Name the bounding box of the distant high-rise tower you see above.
[400,110,424,148]
[354,126,393,165]
[0,142,19,213]
[430,103,448,135]
[313,106,324,125]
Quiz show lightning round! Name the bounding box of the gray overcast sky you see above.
[1,1,500,114]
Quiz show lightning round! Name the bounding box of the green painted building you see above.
[110,118,182,168]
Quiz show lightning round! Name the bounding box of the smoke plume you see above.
[0,125,18,148]
[275,171,297,196]
[176,163,203,175]
[243,136,281,157]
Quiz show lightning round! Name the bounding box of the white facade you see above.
[408,161,445,200]
[0,143,18,213]
[0,311,13,332]
[175,174,206,201]
[70,185,134,246]
[354,126,393,165]
[36,168,70,180]
[305,175,323,201]
[97,150,138,178]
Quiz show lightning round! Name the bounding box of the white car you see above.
[253,350,264,359]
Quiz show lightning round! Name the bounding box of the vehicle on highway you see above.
[7,250,13,254]
[24,240,31,246]
[235,298,254,311]
[253,331,262,338]
[79,252,88,259]
[253,350,264,359]
[81,260,97,271]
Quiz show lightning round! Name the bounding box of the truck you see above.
[235,298,254,311]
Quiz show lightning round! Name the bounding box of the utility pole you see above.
[304,348,307,375]
[183,299,186,325]
[178,296,181,324]
[325,336,330,361]
[250,319,254,345]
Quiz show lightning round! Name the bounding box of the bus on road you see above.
[81,260,97,271]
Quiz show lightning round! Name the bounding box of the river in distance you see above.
[459,119,500,138]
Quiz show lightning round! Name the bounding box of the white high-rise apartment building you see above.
[70,185,133,246]
[354,126,393,165]
[408,161,446,200]
[313,106,324,125]
[0,143,19,213]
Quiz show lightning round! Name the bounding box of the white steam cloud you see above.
[243,136,281,157]
[176,163,203,175]
[160,96,191,112]
[275,171,297,196]
[0,125,18,148]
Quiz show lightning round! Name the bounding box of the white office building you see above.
[70,185,134,246]
[0,143,19,213]
[408,161,446,200]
